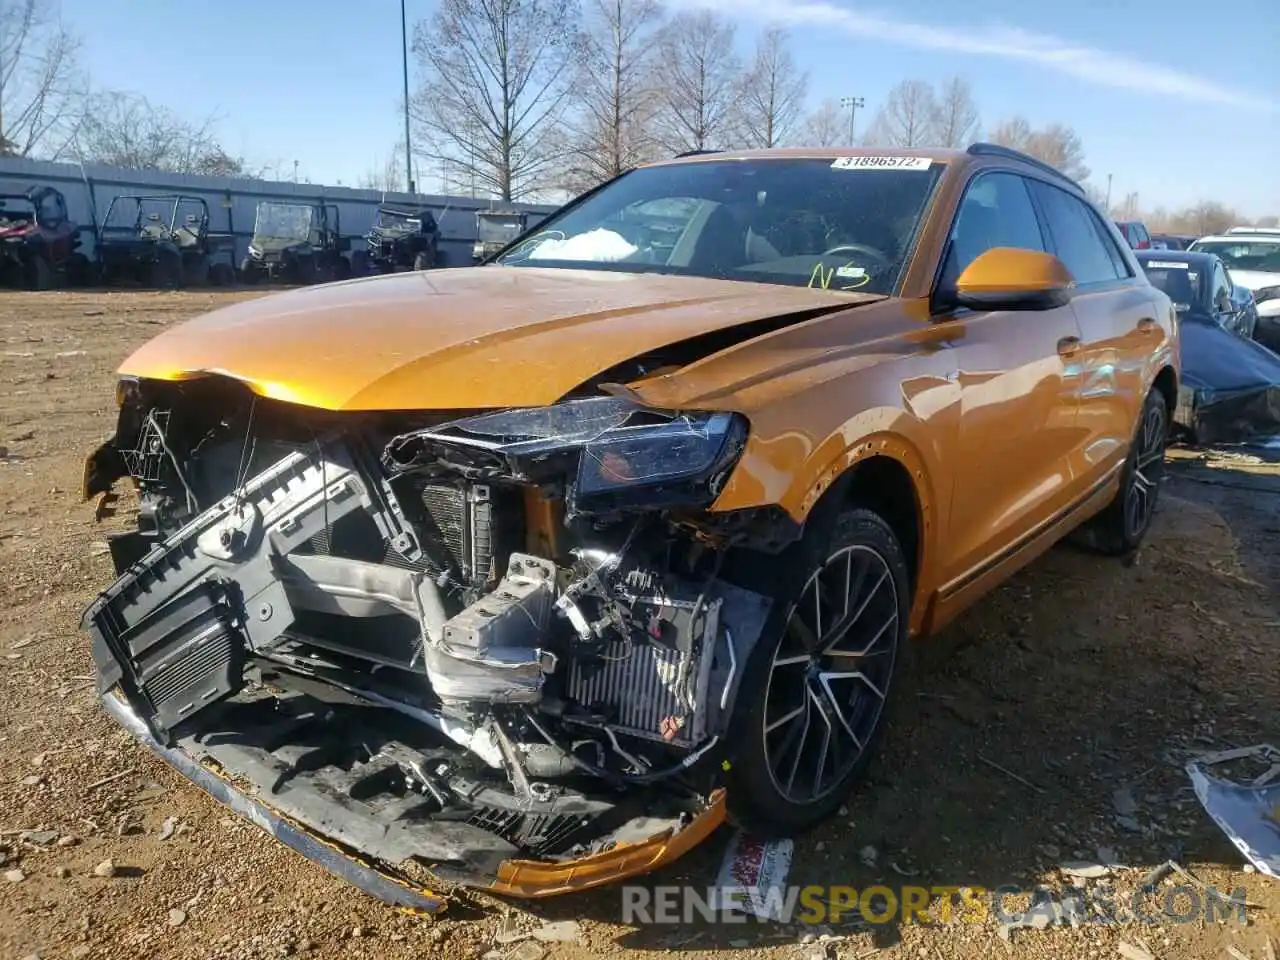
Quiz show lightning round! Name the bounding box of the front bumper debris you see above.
[102,689,727,901]
[1187,743,1280,880]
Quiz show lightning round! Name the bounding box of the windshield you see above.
[478,214,526,244]
[254,202,314,241]
[495,157,945,293]
[1138,259,1204,312]
[376,208,426,230]
[1189,239,1280,274]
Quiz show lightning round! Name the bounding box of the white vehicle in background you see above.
[1189,231,1280,350]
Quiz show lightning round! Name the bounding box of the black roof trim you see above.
[674,149,723,158]
[965,142,1079,188]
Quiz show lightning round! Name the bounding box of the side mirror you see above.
[952,247,1075,311]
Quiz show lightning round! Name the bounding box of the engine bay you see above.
[82,377,784,868]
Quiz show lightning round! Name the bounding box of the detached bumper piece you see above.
[1187,744,1280,880]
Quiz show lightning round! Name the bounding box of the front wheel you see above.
[1076,387,1168,555]
[725,507,910,836]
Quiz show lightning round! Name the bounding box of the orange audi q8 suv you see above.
[82,144,1178,903]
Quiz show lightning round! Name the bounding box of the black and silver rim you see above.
[1124,401,1166,539]
[761,543,899,805]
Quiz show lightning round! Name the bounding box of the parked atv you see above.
[471,209,528,262]
[0,185,89,289]
[364,204,440,272]
[240,201,352,284]
[96,195,236,289]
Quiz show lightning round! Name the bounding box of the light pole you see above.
[840,96,865,146]
[401,0,416,194]
[1105,173,1113,212]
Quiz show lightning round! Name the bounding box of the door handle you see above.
[1057,335,1081,356]
[1136,317,1158,333]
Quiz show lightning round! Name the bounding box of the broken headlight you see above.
[577,410,741,496]
[383,397,749,512]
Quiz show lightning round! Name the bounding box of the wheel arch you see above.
[1152,363,1177,416]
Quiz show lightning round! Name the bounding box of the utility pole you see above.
[401,0,416,194]
[1105,173,1113,212]
[292,160,299,182]
[840,96,865,146]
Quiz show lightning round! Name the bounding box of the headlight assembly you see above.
[383,396,749,513]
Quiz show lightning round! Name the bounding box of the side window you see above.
[1030,182,1123,285]
[37,191,65,226]
[941,172,1045,287]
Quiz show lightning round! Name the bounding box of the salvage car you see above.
[1134,250,1257,340]
[1189,232,1280,351]
[81,144,1179,905]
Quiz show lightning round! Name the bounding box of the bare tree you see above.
[74,91,254,175]
[0,0,87,157]
[990,115,1090,181]
[738,26,807,149]
[358,146,406,192]
[410,0,579,202]
[862,79,936,148]
[928,76,979,148]
[652,10,741,154]
[988,115,1032,151]
[799,98,846,147]
[798,98,846,147]
[561,0,665,194]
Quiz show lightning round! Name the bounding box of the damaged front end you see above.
[81,376,782,901]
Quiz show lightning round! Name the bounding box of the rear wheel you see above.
[725,507,910,836]
[148,250,182,289]
[26,254,54,291]
[209,262,234,287]
[1076,387,1168,555]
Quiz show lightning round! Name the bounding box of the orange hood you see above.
[119,267,882,410]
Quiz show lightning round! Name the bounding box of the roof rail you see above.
[965,142,1078,187]
[675,149,722,158]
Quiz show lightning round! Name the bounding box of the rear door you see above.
[1028,180,1158,485]
[933,170,1084,590]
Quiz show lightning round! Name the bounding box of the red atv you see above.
[0,185,88,289]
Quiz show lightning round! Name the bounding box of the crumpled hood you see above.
[120,266,881,411]
[1227,269,1280,293]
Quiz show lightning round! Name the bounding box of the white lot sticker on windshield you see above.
[831,156,932,171]
[1147,260,1190,269]
[835,265,866,278]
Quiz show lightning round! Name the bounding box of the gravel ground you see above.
[0,289,1276,960]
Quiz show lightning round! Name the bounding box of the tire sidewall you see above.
[723,507,912,836]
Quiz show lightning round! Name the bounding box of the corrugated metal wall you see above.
[0,156,559,266]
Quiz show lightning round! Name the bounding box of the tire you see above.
[209,262,234,287]
[413,250,433,271]
[27,254,54,291]
[350,250,369,277]
[67,253,91,287]
[294,257,317,285]
[724,507,911,836]
[184,257,210,287]
[148,251,182,289]
[239,258,261,284]
[334,256,352,281]
[1074,387,1168,556]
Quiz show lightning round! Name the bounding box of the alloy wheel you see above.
[1124,400,1167,539]
[761,543,900,805]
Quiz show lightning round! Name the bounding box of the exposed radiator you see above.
[565,596,721,747]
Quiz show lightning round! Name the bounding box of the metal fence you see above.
[0,156,559,267]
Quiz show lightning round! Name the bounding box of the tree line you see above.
[0,0,272,176]
[3,0,1273,231]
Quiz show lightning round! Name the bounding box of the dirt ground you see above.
[0,290,1277,960]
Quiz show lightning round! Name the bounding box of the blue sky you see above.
[62,0,1278,216]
